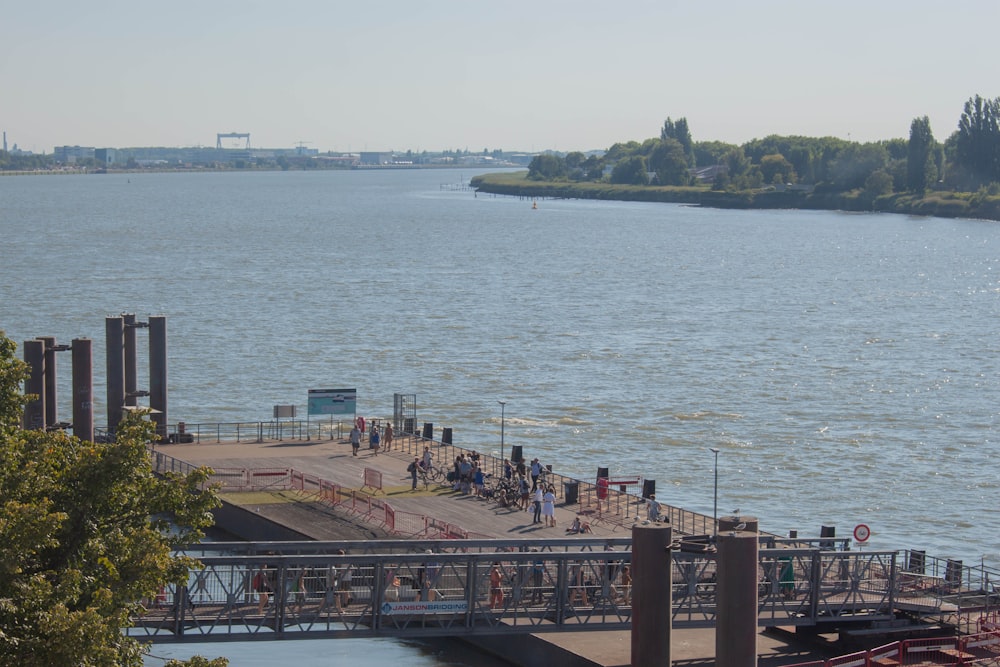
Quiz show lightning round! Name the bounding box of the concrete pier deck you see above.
[158,434,632,540]
[155,434,838,666]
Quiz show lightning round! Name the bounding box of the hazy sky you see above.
[4,1,998,154]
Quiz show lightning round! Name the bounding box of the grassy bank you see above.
[471,172,1000,222]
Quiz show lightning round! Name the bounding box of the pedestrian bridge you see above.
[129,537,985,643]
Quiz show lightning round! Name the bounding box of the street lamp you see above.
[498,400,507,469]
[709,447,720,539]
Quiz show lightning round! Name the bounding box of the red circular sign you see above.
[853,524,871,543]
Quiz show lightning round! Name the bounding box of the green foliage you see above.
[759,154,796,185]
[165,658,229,667]
[692,141,737,169]
[0,151,54,172]
[907,116,936,193]
[527,153,567,181]
[954,94,1000,188]
[661,117,695,167]
[865,169,894,196]
[609,155,649,185]
[0,332,222,667]
[647,138,690,186]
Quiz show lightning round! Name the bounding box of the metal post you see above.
[71,338,94,443]
[148,315,168,440]
[123,313,138,408]
[710,447,720,539]
[22,339,45,430]
[38,336,58,428]
[498,400,506,465]
[106,316,125,436]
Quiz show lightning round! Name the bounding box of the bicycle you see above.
[418,464,445,488]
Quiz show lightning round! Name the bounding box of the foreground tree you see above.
[0,332,223,667]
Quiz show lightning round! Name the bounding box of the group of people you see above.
[349,418,393,457]
[451,450,483,495]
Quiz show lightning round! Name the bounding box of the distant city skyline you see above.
[3,1,998,154]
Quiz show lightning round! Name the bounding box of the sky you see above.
[3,0,998,154]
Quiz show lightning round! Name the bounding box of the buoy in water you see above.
[532,201,537,209]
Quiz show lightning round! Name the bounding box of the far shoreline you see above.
[471,171,1000,223]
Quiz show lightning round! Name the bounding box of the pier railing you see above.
[129,539,900,642]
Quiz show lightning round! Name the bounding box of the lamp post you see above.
[498,400,507,468]
[709,447,720,539]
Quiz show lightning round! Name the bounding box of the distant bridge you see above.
[128,537,992,643]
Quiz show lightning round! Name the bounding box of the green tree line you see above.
[526,95,1000,198]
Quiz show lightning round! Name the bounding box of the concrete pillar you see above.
[71,338,94,443]
[106,316,125,435]
[37,336,58,427]
[716,518,759,667]
[148,315,167,440]
[123,313,137,408]
[631,522,672,667]
[22,339,45,430]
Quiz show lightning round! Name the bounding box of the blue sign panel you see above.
[308,388,357,416]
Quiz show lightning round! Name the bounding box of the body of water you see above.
[3,168,998,664]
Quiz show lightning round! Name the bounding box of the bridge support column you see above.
[716,517,759,667]
[631,522,671,667]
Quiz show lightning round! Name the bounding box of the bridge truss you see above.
[129,538,914,643]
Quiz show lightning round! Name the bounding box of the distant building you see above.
[54,146,95,163]
[359,151,393,166]
[95,148,117,166]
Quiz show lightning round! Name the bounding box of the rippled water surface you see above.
[3,169,998,566]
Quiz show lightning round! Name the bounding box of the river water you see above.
[2,168,998,664]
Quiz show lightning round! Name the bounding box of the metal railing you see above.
[130,539,900,642]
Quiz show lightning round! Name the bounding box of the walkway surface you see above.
[156,435,838,666]
[158,435,632,540]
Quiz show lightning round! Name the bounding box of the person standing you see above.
[646,493,662,522]
[532,485,543,524]
[408,457,420,490]
[542,485,556,527]
[519,475,531,511]
[350,424,361,456]
[370,426,380,456]
[422,446,434,472]
[530,458,543,492]
[383,422,394,451]
[489,562,505,609]
[337,549,353,608]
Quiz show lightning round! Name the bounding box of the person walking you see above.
[530,458,542,492]
[370,426,380,456]
[382,422,393,451]
[350,424,361,456]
